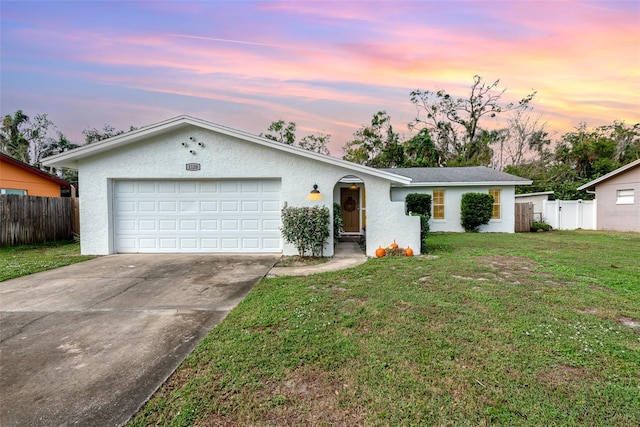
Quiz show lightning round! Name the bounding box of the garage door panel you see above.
[114,180,281,253]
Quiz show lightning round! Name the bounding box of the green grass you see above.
[128,231,640,426]
[0,241,94,281]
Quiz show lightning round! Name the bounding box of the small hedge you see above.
[281,206,330,257]
[461,193,494,232]
[406,193,431,253]
[531,221,552,232]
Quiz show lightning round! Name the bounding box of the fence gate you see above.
[515,202,533,232]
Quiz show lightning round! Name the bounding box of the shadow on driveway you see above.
[0,253,279,426]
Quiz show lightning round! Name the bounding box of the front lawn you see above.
[0,241,94,282]
[130,231,640,426]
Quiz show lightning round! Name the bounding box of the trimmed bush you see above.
[461,193,494,232]
[406,193,431,253]
[531,221,552,232]
[281,206,330,257]
[406,193,432,217]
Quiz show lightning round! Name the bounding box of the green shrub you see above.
[281,206,330,257]
[406,193,432,253]
[406,193,432,217]
[460,193,494,232]
[333,203,344,239]
[530,221,552,232]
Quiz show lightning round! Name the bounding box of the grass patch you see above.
[129,231,640,426]
[0,241,94,281]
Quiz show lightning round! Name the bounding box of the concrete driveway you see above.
[0,253,279,426]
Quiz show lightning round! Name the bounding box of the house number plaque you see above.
[186,163,201,171]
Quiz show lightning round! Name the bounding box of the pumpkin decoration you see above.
[376,246,386,258]
[390,240,399,249]
[405,246,414,257]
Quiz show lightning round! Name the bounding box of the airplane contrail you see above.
[167,33,338,53]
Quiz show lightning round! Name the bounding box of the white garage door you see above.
[114,180,282,253]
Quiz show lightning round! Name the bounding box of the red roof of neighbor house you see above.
[577,158,640,191]
[0,152,72,188]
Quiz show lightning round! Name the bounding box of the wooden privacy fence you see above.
[0,195,79,246]
[515,202,533,232]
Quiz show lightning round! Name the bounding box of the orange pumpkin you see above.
[376,246,386,258]
[405,246,414,257]
[390,240,399,249]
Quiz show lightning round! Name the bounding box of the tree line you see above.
[264,75,639,200]
[3,75,638,199]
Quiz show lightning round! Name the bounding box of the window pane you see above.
[616,189,634,204]
[433,205,445,220]
[489,190,501,219]
[433,190,445,219]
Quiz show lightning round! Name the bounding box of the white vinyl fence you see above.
[542,199,596,230]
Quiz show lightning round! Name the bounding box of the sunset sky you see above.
[1,0,639,156]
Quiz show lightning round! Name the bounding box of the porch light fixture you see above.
[307,183,322,201]
[349,183,358,190]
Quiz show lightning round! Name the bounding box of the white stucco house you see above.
[42,116,532,257]
[42,115,421,257]
[383,167,532,233]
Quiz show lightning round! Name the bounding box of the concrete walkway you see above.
[267,242,367,277]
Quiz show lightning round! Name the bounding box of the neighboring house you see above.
[382,167,532,233]
[515,191,554,222]
[577,159,640,233]
[0,152,71,197]
[42,116,421,257]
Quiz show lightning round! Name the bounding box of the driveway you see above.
[0,253,279,426]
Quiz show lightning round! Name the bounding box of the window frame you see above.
[432,190,445,220]
[0,188,28,195]
[616,189,634,205]
[489,189,501,220]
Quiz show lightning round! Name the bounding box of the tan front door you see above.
[340,188,360,232]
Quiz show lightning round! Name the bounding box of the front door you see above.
[340,188,360,233]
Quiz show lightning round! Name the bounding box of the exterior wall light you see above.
[308,184,322,201]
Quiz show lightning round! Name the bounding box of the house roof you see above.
[380,166,532,186]
[577,158,640,191]
[515,191,554,198]
[0,152,72,188]
[41,115,412,185]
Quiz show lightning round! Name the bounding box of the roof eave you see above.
[402,180,532,187]
[41,115,412,185]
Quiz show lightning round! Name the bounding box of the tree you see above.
[298,133,331,156]
[261,120,296,145]
[82,124,132,144]
[403,128,441,167]
[1,110,31,163]
[500,107,550,168]
[342,111,404,167]
[26,114,57,168]
[261,120,331,155]
[1,111,59,167]
[409,75,536,165]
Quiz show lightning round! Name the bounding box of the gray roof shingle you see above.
[380,166,531,184]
